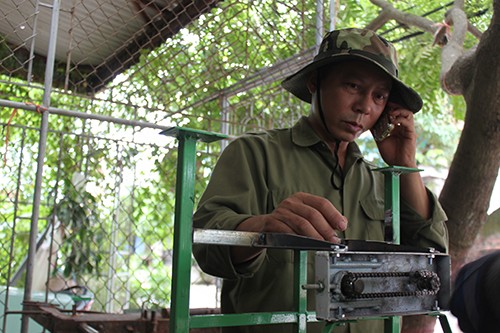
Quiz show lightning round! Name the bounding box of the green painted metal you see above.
[164,131,451,333]
[432,312,453,333]
[384,316,401,333]
[189,311,317,328]
[374,166,422,333]
[161,126,228,143]
[373,166,422,245]
[162,127,227,333]
[168,132,197,332]
[294,250,309,332]
[164,126,319,332]
[438,314,454,333]
[187,251,315,331]
[322,321,340,332]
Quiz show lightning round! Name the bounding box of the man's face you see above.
[309,59,393,142]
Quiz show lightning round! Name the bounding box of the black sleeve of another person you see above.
[449,250,500,333]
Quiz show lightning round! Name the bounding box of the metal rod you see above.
[21,1,61,332]
[0,98,174,131]
[374,166,422,245]
[293,250,308,332]
[162,128,226,333]
[79,323,100,333]
[169,132,199,332]
[385,171,401,245]
[220,94,229,151]
[193,229,260,247]
[64,1,77,90]
[329,0,336,31]
[374,166,421,333]
[26,1,41,85]
[106,145,125,313]
[315,0,324,52]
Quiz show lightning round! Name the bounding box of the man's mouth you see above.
[345,121,363,133]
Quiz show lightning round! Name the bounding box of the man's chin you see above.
[343,131,364,142]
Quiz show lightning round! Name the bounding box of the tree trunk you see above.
[369,1,500,332]
[439,0,500,276]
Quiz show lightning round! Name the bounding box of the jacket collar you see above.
[291,116,364,159]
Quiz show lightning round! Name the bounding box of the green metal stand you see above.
[374,166,453,333]
[162,127,227,332]
[374,166,422,245]
[163,127,452,333]
[163,127,314,332]
[375,166,421,333]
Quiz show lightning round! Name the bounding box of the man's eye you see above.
[375,93,388,102]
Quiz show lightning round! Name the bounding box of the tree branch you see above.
[365,9,391,31]
[369,0,436,33]
[441,47,476,95]
[368,0,484,96]
[467,21,483,39]
[440,6,468,94]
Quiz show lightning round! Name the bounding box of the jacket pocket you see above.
[359,197,385,221]
[359,197,385,240]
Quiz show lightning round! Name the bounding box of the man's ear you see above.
[306,72,318,94]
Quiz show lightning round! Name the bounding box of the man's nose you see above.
[353,94,373,115]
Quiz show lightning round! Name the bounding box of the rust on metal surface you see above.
[23,301,220,333]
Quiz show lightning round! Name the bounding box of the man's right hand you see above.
[231,192,347,264]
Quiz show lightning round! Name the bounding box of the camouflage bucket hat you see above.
[281,28,423,112]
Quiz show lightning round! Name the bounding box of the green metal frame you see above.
[374,166,423,245]
[374,166,420,333]
[161,127,227,332]
[163,127,453,333]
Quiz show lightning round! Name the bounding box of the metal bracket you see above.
[373,166,421,245]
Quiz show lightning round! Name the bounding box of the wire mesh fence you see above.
[0,0,337,331]
[0,0,332,131]
[1,118,229,331]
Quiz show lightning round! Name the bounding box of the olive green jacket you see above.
[192,117,448,333]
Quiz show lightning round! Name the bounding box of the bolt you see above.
[302,282,324,292]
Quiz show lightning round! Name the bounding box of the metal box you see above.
[314,247,450,321]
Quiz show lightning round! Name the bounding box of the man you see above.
[192,28,448,332]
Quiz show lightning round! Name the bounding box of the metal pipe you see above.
[220,94,229,151]
[64,1,77,90]
[105,145,125,313]
[330,0,337,31]
[21,1,61,332]
[26,1,41,85]
[315,0,324,51]
[79,323,100,333]
[0,98,173,131]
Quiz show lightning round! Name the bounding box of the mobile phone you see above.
[371,108,394,142]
